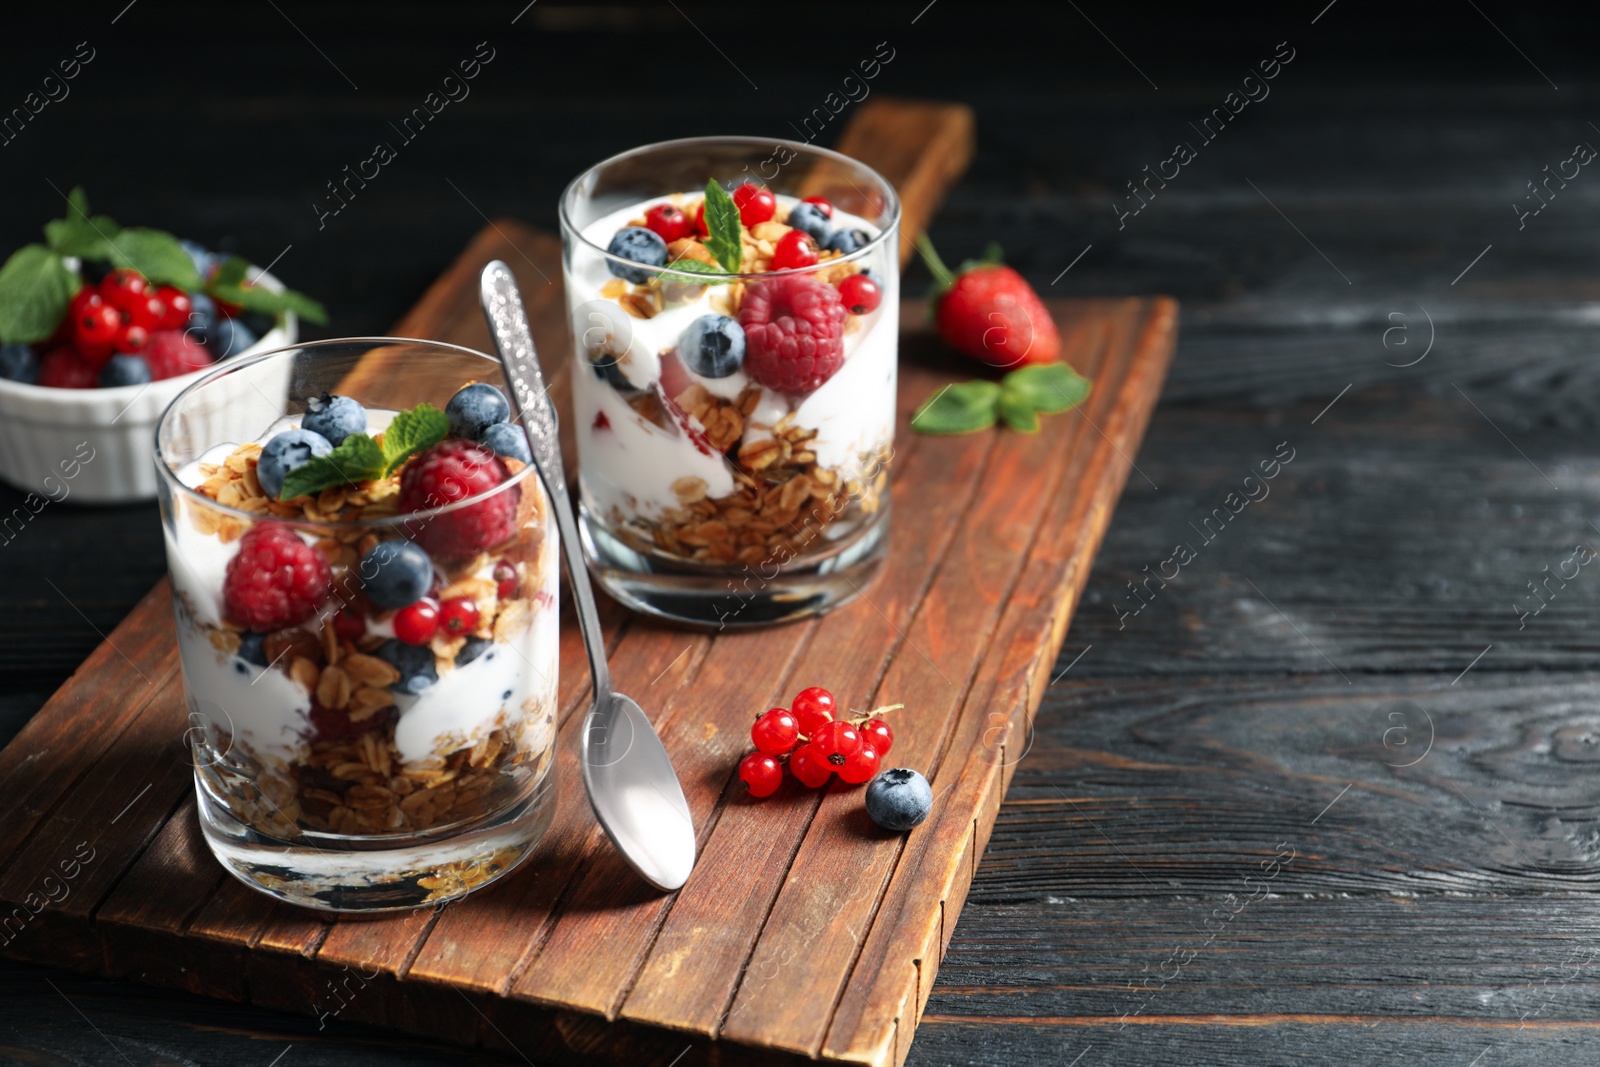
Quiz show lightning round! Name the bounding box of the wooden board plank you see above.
[0,101,1177,1066]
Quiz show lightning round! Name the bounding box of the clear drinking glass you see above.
[155,338,559,912]
[560,137,901,627]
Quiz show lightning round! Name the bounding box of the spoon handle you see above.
[479,260,612,699]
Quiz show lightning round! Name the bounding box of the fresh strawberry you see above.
[917,237,1059,369]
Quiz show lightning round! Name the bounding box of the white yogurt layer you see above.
[166,406,559,771]
[567,195,898,523]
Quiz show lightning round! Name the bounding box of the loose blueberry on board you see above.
[479,421,532,464]
[0,342,39,384]
[457,636,494,666]
[784,201,832,244]
[209,316,258,359]
[376,639,439,694]
[865,767,933,831]
[678,314,746,378]
[256,428,333,499]
[824,229,871,255]
[358,539,434,610]
[98,354,151,387]
[446,382,511,439]
[302,393,367,445]
[606,226,669,284]
[237,632,270,668]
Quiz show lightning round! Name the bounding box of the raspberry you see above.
[399,439,520,559]
[223,524,333,631]
[37,347,97,389]
[738,275,847,396]
[144,329,214,380]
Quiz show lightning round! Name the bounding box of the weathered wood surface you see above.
[6,4,1600,1063]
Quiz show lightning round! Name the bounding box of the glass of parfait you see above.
[155,338,559,912]
[560,137,900,627]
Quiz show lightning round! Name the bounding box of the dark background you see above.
[5,2,1600,1064]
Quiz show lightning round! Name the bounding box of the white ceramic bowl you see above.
[0,267,298,504]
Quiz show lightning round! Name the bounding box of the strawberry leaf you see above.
[277,433,384,501]
[1002,362,1091,414]
[0,244,80,344]
[702,181,743,274]
[997,387,1041,433]
[911,380,1001,435]
[380,402,448,476]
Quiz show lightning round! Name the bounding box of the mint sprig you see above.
[208,255,329,325]
[702,180,743,274]
[659,257,739,285]
[0,245,80,344]
[912,363,1092,435]
[275,402,449,501]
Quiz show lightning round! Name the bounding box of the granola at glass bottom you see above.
[168,388,559,839]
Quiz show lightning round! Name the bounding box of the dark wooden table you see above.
[5,3,1600,1064]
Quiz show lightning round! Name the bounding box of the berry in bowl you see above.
[156,339,557,911]
[0,188,325,502]
[561,138,901,627]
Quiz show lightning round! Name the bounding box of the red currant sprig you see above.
[737,689,903,799]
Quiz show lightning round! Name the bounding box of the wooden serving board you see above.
[0,101,1175,1067]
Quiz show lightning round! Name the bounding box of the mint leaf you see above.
[277,433,385,501]
[380,403,448,476]
[206,255,329,326]
[660,257,738,285]
[44,187,121,260]
[0,244,79,344]
[106,227,201,289]
[1002,362,1091,414]
[702,180,743,274]
[911,380,1001,434]
[997,387,1041,433]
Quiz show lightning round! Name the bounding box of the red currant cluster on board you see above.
[737,686,901,798]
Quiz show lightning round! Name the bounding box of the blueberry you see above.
[605,226,668,284]
[678,314,745,378]
[256,428,333,499]
[446,382,510,439]
[479,422,532,464]
[785,202,832,244]
[98,354,151,388]
[0,342,38,384]
[824,229,870,256]
[457,637,494,666]
[209,316,258,359]
[865,768,933,831]
[301,392,367,446]
[180,239,220,281]
[358,539,433,610]
[376,639,438,694]
[586,351,637,394]
[187,292,218,336]
[240,310,276,338]
[237,632,269,668]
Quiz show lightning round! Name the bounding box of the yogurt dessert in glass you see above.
[155,338,558,911]
[560,137,901,626]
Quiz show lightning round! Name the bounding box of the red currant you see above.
[99,268,148,311]
[738,751,783,798]
[732,182,777,226]
[838,742,880,785]
[440,596,480,636]
[837,273,882,315]
[860,717,894,756]
[790,744,832,789]
[393,597,440,645]
[493,560,518,599]
[802,195,834,218]
[771,230,819,272]
[644,203,692,244]
[156,287,192,331]
[791,687,835,737]
[751,707,800,756]
[74,303,121,349]
[811,719,862,767]
[332,607,366,642]
[128,292,167,331]
[113,322,150,353]
[68,286,103,320]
